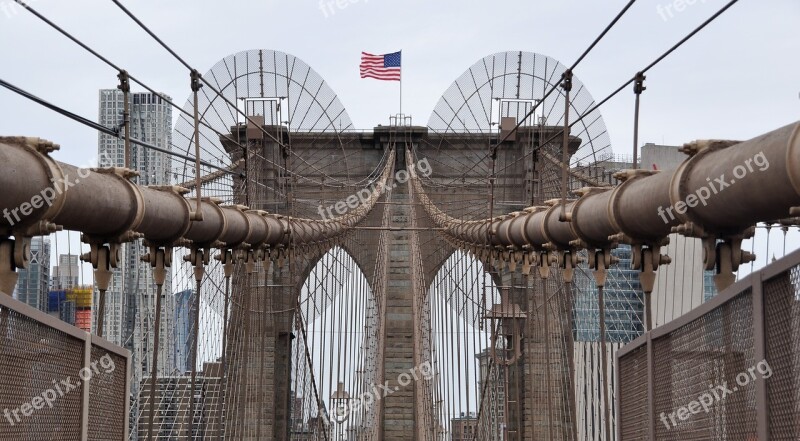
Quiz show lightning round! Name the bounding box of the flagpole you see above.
[399,50,403,116]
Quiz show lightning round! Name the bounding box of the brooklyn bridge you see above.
[1,1,798,440]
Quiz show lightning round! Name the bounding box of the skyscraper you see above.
[573,244,645,344]
[96,89,175,391]
[52,254,80,290]
[13,236,50,310]
[173,289,194,374]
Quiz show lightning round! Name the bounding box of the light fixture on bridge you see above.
[482,290,526,365]
[330,381,351,424]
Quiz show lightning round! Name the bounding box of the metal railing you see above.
[616,247,800,440]
[0,292,131,440]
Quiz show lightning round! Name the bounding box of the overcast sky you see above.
[0,0,797,167]
[1,0,798,273]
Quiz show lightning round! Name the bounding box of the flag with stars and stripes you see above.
[360,51,401,81]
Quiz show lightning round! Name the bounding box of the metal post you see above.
[752,273,769,441]
[646,334,655,440]
[81,333,91,441]
[145,246,168,441]
[85,243,115,338]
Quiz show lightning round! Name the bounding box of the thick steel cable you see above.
[96,286,106,338]
[343,252,357,436]
[301,257,315,436]
[120,72,131,169]
[190,74,204,220]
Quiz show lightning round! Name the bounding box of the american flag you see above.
[360,51,401,81]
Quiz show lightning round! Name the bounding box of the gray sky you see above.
[0,0,798,271]
[0,0,797,167]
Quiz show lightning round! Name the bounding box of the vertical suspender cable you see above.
[542,274,554,441]
[217,254,233,441]
[146,248,166,441]
[632,72,646,169]
[118,70,131,170]
[563,276,579,441]
[188,253,204,440]
[190,70,204,222]
[559,70,573,221]
[598,284,612,441]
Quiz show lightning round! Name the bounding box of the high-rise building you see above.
[96,89,175,397]
[13,236,50,310]
[52,254,80,290]
[573,244,645,344]
[59,300,76,326]
[173,289,194,374]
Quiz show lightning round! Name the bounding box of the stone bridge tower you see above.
[185,49,612,440]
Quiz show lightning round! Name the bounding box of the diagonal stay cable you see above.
[491,0,639,151]
[0,76,229,173]
[108,0,291,151]
[10,0,280,172]
[420,0,741,222]
[422,1,638,189]
[489,0,742,183]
